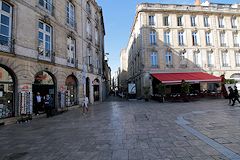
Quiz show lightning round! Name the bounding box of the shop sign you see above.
[21,85,30,92]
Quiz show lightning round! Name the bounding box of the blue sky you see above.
[97,0,239,75]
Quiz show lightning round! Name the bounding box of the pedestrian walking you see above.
[232,86,240,106]
[34,92,43,115]
[44,94,53,118]
[228,86,234,105]
[82,96,89,114]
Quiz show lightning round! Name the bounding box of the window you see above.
[67,37,75,65]
[86,1,91,14]
[150,31,156,45]
[192,31,198,46]
[163,15,169,26]
[38,21,52,59]
[233,33,239,47]
[193,51,201,66]
[205,32,211,46]
[150,52,157,67]
[177,15,183,26]
[67,1,75,28]
[220,32,226,47]
[204,16,209,27]
[164,31,170,45]
[218,16,224,28]
[222,51,229,67]
[178,31,184,46]
[0,1,12,50]
[190,16,196,27]
[207,51,214,67]
[236,52,240,67]
[39,0,52,13]
[231,16,237,28]
[165,51,172,66]
[86,19,92,40]
[87,47,92,65]
[149,15,155,26]
[95,27,98,45]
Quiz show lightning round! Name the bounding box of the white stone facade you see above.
[0,0,105,119]
[127,2,240,97]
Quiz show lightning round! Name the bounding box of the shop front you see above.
[151,72,221,100]
[0,65,15,119]
[65,75,78,106]
[32,71,56,112]
[93,79,100,102]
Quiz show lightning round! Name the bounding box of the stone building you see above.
[119,48,128,94]
[0,0,105,120]
[126,0,240,97]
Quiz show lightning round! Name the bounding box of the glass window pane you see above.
[0,25,9,36]
[1,15,9,26]
[45,25,50,33]
[39,0,44,6]
[2,2,10,13]
[0,35,8,45]
[39,22,43,29]
[45,35,50,42]
[38,32,43,40]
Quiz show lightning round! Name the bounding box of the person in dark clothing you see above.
[228,86,234,105]
[34,92,43,115]
[44,94,53,118]
[232,86,240,106]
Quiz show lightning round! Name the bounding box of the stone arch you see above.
[65,74,78,106]
[93,78,100,101]
[0,63,17,118]
[32,70,57,110]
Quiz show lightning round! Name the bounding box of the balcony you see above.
[151,65,159,68]
[88,64,94,73]
[222,63,229,67]
[67,17,77,29]
[220,43,226,47]
[234,44,239,47]
[98,68,102,74]
[67,58,78,68]
[0,38,14,53]
[208,64,214,67]
[219,25,224,28]
[38,49,55,63]
[87,34,92,41]
[166,64,174,68]
[206,43,212,46]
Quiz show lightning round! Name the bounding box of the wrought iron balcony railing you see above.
[0,38,15,53]
[38,49,55,63]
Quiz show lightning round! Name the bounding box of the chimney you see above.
[195,0,201,5]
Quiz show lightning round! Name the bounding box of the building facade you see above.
[127,1,240,97]
[119,48,128,94]
[0,0,106,120]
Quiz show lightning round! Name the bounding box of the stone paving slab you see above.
[0,98,239,160]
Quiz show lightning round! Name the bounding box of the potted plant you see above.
[143,86,150,101]
[156,83,166,102]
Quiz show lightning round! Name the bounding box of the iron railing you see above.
[0,38,15,53]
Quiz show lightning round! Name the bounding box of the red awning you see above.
[151,72,221,84]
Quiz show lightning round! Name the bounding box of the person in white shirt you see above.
[83,96,89,113]
[34,92,42,115]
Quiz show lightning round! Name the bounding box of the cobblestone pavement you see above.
[1,97,240,160]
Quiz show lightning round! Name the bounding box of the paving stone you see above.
[0,98,240,160]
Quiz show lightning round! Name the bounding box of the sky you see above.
[96,0,240,75]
